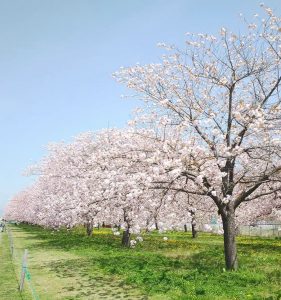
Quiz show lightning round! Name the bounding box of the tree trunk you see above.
[145,218,150,232]
[155,222,159,231]
[122,229,130,247]
[191,223,197,238]
[222,209,238,271]
[184,224,187,232]
[191,212,198,238]
[86,222,94,237]
[153,216,159,231]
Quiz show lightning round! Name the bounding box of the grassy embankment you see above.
[2,224,281,300]
[0,229,32,300]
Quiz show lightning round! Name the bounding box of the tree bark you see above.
[155,222,159,231]
[184,224,187,232]
[153,216,159,231]
[191,212,198,238]
[191,223,197,238]
[86,222,94,237]
[122,229,131,247]
[222,209,238,270]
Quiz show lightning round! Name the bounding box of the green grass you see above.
[4,224,281,300]
[0,230,32,300]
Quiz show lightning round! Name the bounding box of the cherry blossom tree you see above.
[94,128,169,246]
[23,132,111,235]
[114,5,281,270]
[5,126,214,245]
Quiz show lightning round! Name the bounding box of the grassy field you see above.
[1,224,280,300]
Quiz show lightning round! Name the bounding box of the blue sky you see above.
[0,0,280,215]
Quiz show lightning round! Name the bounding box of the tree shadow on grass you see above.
[76,246,280,298]
[45,258,148,300]
[13,225,122,252]
[238,240,281,254]
[14,225,281,299]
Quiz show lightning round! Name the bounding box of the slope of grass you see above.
[7,225,146,300]
[0,230,31,300]
[6,224,281,300]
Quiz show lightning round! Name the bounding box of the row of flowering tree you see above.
[4,5,281,271]
[4,125,280,269]
[4,128,215,240]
